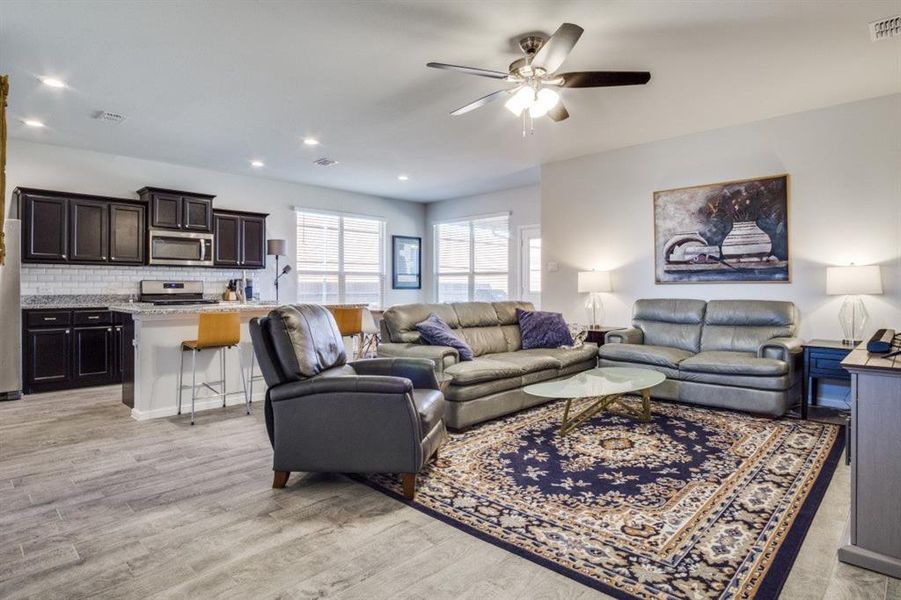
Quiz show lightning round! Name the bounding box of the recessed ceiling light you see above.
[23,119,45,128]
[397,175,410,181]
[40,77,67,88]
[303,137,320,146]
[250,160,264,168]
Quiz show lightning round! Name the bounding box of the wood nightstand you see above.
[801,339,853,420]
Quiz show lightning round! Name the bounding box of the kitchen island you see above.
[111,302,368,421]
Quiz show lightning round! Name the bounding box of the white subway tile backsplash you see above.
[21,264,272,298]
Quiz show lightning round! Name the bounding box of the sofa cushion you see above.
[383,303,460,343]
[679,370,792,391]
[680,351,788,376]
[459,325,509,357]
[632,298,707,353]
[520,344,598,368]
[444,376,525,402]
[700,300,797,353]
[268,304,347,380]
[444,357,523,385]
[412,389,445,433]
[599,343,694,369]
[487,351,561,373]
[416,313,474,361]
[516,308,574,349]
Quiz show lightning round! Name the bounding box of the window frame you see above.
[433,212,511,303]
[295,208,386,308]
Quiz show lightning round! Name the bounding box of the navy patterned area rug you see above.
[362,397,843,600]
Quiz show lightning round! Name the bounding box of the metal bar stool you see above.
[177,312,250,425]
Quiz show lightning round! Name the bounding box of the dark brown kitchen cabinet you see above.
[139,187,214,232]
[19,190,68,262]
[69,199,109,262]
[213,210,267,269]
[25,327,71,387]
[23,309,129,394]
[109,203,146,264]
[16,188,146,266]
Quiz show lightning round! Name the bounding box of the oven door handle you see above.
[200,240,206,262]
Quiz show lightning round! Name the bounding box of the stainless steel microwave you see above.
[148,229,214,266]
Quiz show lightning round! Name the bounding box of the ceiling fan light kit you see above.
[427,22,651,135]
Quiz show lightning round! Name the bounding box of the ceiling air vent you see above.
[313,158,339,167]
[869,16,901,41]
[93,110,127,124]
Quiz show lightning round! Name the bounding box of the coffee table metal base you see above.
[559,389,651,436]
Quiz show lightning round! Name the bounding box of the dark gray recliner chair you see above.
[249,304,447,499]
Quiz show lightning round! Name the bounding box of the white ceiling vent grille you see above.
[93,110,127,124]
[869,16,901,41]
[313,158,339,167]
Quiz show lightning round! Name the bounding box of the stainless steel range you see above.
[139,281,220,306]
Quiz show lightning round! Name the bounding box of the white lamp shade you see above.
[826,265,883,295]
[578,270,612,293]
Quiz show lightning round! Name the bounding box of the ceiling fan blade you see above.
[427,62,509,80]
[530,23,584,74]
[450,89,511,116]
[548,101,569,122]
[559,71,651,88]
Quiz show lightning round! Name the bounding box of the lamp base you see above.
[838,295,868,348]
[584,293,605,329]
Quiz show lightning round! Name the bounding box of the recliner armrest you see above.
[377,342,459,372]
[268,375,413,403]
[605,328,644,345]
[350,358,439,390]
[758,337,803,370]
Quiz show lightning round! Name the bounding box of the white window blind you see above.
[296,210,385,307]
[435,214,509,302]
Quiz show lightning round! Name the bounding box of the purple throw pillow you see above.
[516,308,574,350]
[415,313,474,361]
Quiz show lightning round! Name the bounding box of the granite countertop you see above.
[108,302,280,315]
[22,294,133,309]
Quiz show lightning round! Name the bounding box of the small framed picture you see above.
[392,235,421,289]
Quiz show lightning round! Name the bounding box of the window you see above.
[296,210,385,307]
[435,214,510,302]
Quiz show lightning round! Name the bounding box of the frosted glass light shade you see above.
[826,265,882,295]
[578,270,612,293]
[504,87,535,116]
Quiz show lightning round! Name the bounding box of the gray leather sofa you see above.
[378,301,598,429]
[249,304,446,499]
[599,299,802,416]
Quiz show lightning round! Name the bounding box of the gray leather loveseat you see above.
[378,301,598,429]
[599,299,802,416]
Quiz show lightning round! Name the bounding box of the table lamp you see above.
[267,239,287,303]
[826,264,882,346]
[578,270,611,328]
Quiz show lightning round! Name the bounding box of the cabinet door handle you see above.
[101,256,106,260]
[43,317,57,321]
[65,329,70,335]
[107,328,112,332]
[88,315,100,320]
[61,254,67,259]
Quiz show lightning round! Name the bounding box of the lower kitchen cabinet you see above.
[23,309,131,394]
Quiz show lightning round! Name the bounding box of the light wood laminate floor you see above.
[1,386,898,599]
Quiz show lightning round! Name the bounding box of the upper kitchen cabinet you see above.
[138,187,214,232]
[16,188,146,266]
[17,189,68,262]
[213,210,268,269]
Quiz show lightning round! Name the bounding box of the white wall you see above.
[6,140,427,306]
[541,94,901,343]
[424,184,541,302]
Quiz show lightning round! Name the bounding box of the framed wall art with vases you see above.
[653,174,789,284]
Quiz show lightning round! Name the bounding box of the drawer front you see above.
[72,310,112,326]
[808,348,852,379]
[26,310,72,327]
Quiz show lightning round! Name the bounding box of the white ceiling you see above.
[2,1,899,202]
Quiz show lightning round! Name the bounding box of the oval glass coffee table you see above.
[524,367,666,436]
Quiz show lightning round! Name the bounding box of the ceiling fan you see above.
[427,23,650,132]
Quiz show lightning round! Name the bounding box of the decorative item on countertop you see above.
[267,239,287,303]
[577,270,611,328]
[826,264,883,346]
[223,280,237,301]
[244,275,254,303]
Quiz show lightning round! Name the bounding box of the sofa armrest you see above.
[351,358,439,390]
[605,328,644,345]
[377,342,459,373]
[758,337,803,372]
[268,376,413,403]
